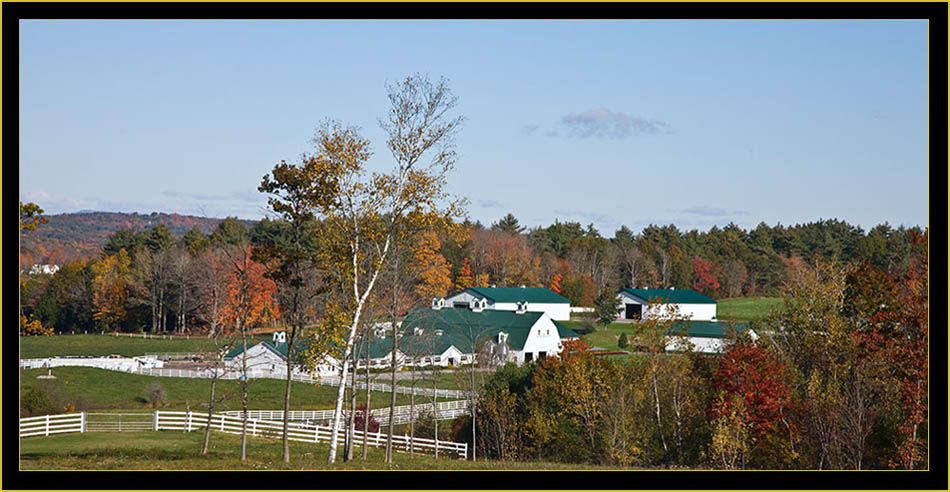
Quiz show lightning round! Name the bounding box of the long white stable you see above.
[18,411,468,459]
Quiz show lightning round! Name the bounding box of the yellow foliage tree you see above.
[411,231,453,300]
[91,249,133,332]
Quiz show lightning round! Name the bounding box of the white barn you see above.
[616,288,717,321]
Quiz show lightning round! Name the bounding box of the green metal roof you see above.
[665,320,750,339]
[454,286,571,304]
[394,306,544,353]
[620,288,716,304]
[553,320,580,339]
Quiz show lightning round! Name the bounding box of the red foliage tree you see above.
[692,256,720,295]
[712,343,793,438]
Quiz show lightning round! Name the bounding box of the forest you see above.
[19,210,926,336]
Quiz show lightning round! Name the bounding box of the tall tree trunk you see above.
[240,317,248,461]
[282,321,296,463]
[386,322,398,462]
[408,364,415,458]
[651,360,668,453]
[362,332,371,460]
[201,362,219,455]
[346,342,358,462]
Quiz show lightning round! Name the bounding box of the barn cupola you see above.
[431,297,445,310]
[273,331,286,344]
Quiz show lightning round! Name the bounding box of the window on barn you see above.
[525,352,534,362]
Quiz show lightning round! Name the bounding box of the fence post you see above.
[154,410,159,431]
[187,410,192,432]
[45,415,50,436]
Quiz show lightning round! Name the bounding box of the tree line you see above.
[20,214,926,337]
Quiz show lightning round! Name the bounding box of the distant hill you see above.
[19,211,256,267]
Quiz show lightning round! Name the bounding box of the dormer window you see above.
[413,327,424,336]
[431,297,445,310]
[434,330,444,336]
[515,301,528,314]
[272,331,286,343]
[497,332,508,344]
[471,297,486,312]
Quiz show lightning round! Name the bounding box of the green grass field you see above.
[716,297,785,321]
[17,431,625,470]
[19,334,272,359]
[19,367,443,414]
[561,320,635,351]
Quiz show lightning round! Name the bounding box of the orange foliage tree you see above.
[411,231,453,300]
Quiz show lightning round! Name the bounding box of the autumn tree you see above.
[90,249,134,332]
[258,158,329,463]
[691,256,720,296]
[312,74,463,464]
[19,201,49,232]
[411,231,453,300]
[219,244,280,460]
[455,257,475,291]
[548,273,563,294]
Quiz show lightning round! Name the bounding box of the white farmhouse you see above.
[616,288,717,321]
[442,286,572,320]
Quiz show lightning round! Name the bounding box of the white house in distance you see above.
[442,286,572,320]
[616,288,717,321]
[224,331,341,377]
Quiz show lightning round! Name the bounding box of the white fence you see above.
[156,411,467,459]
[221,399,470,426]
[18,411,467,460]
[19,413,85,437]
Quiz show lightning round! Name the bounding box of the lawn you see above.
[17,430,628,470]
[561,320,636,351]
[19,367,445,414]
[394,370,467,391]
[716,297,785,321]
[19,334,272,359]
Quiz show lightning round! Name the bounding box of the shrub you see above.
[618,332,629,349]
[147,382,168,408]
[22,385,57,417]
[353,405,380,433]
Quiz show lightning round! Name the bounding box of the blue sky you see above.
[19,20,929,235]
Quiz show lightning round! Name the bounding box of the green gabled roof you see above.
[397,306,544,352]
[455,286,571,304]
[552,320,580,339]
[665,320,750,339]
[620,288,716,304]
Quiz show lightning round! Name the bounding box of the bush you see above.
[353,405,380,433]
[21,385,57,417]
[147,382,167,408]
[618,332,629,349]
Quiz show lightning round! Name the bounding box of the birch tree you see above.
[310,74,463,464]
